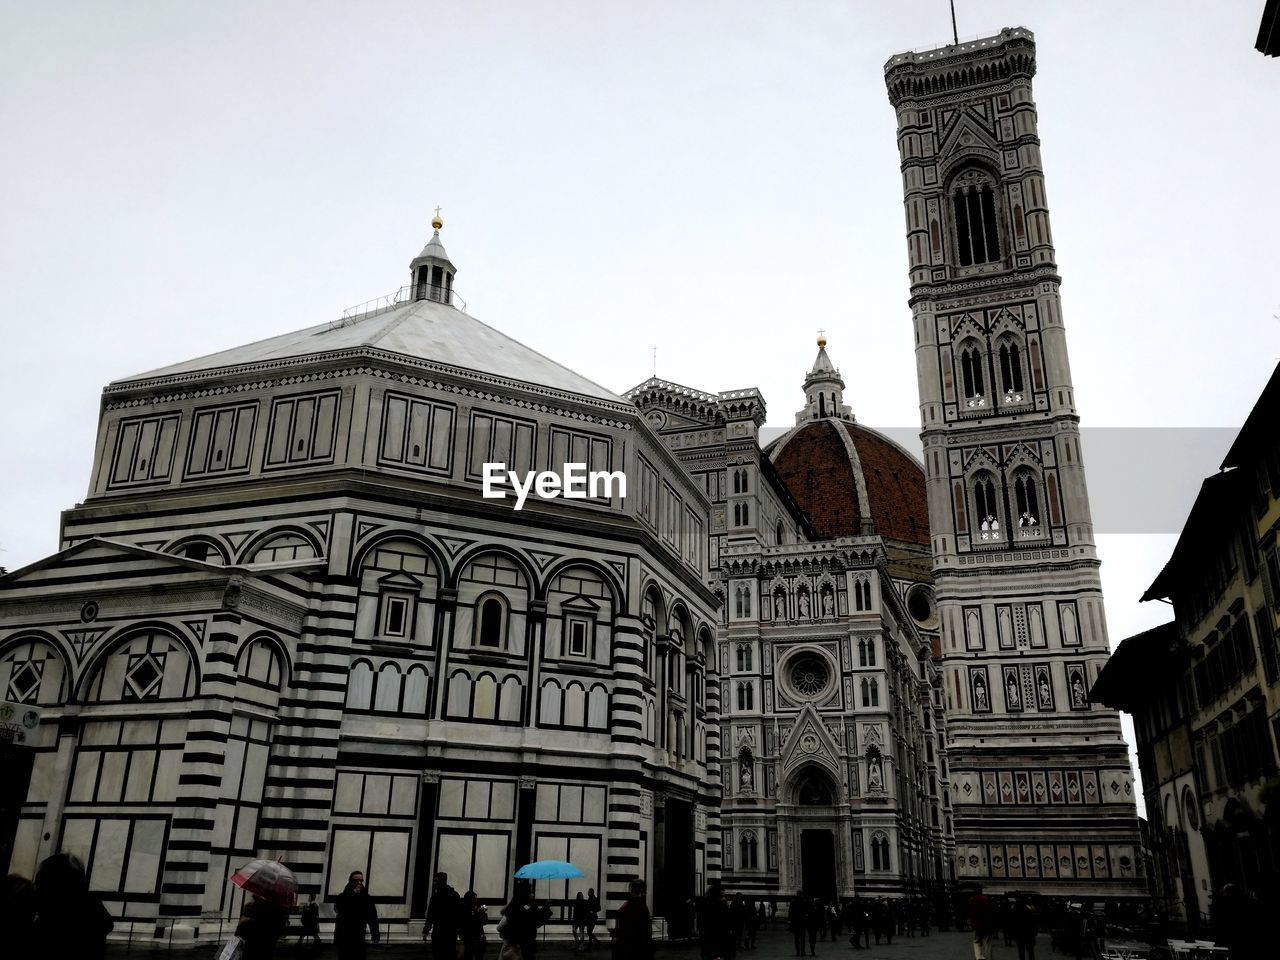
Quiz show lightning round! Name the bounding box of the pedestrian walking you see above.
[425,872,462,960]
[612,880,652,960]
[787,891,808,957]
[699,881,733,960]
[967,888,998,960]
[32,854,114,960]
[804,897,821,956]
[460,890,490,960]
[299,896,322,952]
[1010,898,1037,960]
[333,871,380,960]
[237,893,289,960]
[573,892,591,952]
[498,880,551,960]
[587,887,602,946]
[745,898,760,949]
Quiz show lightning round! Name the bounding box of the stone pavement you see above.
[107,922,1079,958]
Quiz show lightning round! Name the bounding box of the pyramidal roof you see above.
[112,297,624,403]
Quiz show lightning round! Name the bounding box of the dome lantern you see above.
[409,208,457,304]
[797,331,853,424]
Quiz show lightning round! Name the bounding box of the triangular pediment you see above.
[0,539,231,588]
[779,703,841,779]
[938,110,1002,167]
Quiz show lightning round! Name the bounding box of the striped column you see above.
[605,614,649,917]
[609,614,647,748]
[255,576,358,900]
[159,607,244,917]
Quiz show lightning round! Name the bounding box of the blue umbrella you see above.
[514,859,583,880]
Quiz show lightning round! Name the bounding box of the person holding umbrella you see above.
[229,859,296,960]
[237,893,289,960]
[334,871,380,959]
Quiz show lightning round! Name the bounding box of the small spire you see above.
[796,332,853,424]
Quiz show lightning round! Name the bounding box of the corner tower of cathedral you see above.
[884,28,1143,895]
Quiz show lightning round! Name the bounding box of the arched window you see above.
[475,594,507,648]
[871,833,891,871]
[869,679,880,707]
[251,532,317,563]
[959,343,986,399]
[853,579,872,611]
[737,682,754,712]
[740,831,759,870]
[85,630,196,703]
[951,169,1001,266]
[858,639,868,667]
[1014,470,1041,526]
[861,677,871,707]
[867,639,877,667]
[740,502,750,525]
[1,639,67,706]
[732,470,742,494]
[999,339,1025,395]
[776,521,785,545]
[736,643,753,672]
[973,473,999,530]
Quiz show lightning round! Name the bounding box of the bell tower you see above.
[884,29,1142,896]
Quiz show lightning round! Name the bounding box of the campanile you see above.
[884,28,1143,896]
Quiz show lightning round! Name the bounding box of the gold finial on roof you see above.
[817,328,827,348]
[432,206,443,230]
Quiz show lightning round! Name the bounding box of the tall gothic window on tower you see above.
[951,169,1001,266]
[960,344,986,399]
[999,339,1025,396]
[1014,470,1041,528]
[973,473,1000,536]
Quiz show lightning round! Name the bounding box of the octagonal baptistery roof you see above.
[765,337,930,550]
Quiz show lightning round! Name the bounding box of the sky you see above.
[2,1,1278,807]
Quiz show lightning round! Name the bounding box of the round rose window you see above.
[790,655,830,697]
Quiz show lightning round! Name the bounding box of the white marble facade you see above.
[0,231,721,924]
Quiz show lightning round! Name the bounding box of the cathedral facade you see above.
[883,28,1143,896]
[628,342,953,907]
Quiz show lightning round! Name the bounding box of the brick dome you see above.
[766,419,929,545]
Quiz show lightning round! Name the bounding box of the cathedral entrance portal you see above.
[801,829,836,902]
[777,763,855,900]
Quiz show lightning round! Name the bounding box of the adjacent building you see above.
[883,28,1144,897]
[1095,362,1280,918]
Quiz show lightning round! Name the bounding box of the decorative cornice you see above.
[104,351,637,427]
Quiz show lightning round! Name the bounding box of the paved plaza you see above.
[106,923,1079,959]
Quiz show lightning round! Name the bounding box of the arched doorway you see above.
[778,764,854,901]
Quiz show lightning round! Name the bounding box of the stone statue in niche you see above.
[740,765,753,792]
[867,754,884,792]
[798,590,811,618]
[1006,673,1020,707]
[1038,671,1052,707]
[1070,671,1086,706]
[774,592,786,619]
[821,589,835,617]
[974,675,989,711]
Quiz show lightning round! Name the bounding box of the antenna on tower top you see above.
[950,0,959,44]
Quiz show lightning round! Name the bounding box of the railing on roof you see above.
[330,283,467,330]
[885,27,1033,66]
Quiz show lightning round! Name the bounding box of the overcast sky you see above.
[3,2,1278,802]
